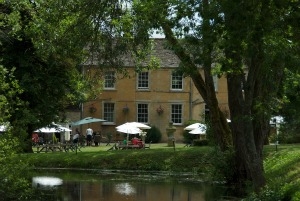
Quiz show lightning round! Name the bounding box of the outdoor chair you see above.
[144,141,152,149]
[107,143,118,151]
[184,140,193,147]
[68,142,82,152]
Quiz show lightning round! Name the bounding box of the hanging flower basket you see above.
[89,106,97,114]
[123,105,129,114]
[156,105,164,115]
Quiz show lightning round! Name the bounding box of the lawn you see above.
[24,143,300,199]
[27,142,212,173]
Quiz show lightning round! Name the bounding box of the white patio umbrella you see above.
[34,123,72,144]
[116,123,142,145]
[189,124,207,135]
[57,126,72,132]
[0,122,9,132]
[35,124,71,133]
[125,122,151,130]
[0,125,7,132]
[35,127,58,133]
[184,123,205,131]
[52,123,72,132]
[116,123,142,134]
[270,116,284,124]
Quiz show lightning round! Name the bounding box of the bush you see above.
[182,120,204,144]
[182,130,197,144]
[243,185,283,201]
[193,139,209,146]
[207,147,236,184]
[0,133,35,200]
[145,126,162,143]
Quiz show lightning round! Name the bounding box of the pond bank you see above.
[25,145,212,173]
[22,143,300,200]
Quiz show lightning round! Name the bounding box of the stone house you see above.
[70,39,230,142]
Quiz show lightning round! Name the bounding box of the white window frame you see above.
[104,71,115,89]
[170,103,183,125]
[137,103,149,123]
[137,72,149,90]
[102,102,115,124]
[171,71,183,90]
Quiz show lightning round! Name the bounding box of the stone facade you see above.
[75,39,229,142]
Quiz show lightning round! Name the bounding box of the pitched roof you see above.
[83,39,181,68]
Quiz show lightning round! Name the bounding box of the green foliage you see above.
[207,147,236,183]
[182,120,202,144]
[0,66,23,122]
[24,145,213,173]
[145,125,162,143]
[0,1,87,146]
[0,132,35,200]
[182,129,194,144]
[0,60,35,200]
[280,70,300,137]
[193,139,209,146]
[243,185,284,201]
[250,146,300,200]
[277,129,300,144]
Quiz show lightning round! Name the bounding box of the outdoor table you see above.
[117,143,142,150]
[37,144,63,153]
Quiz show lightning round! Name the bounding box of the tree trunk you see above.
[24,125,34,153]
[161,2,265,192]
[227,73,266,193]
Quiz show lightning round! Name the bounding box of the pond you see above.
[31,170,235,201]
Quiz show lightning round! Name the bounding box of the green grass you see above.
[21,143,300,199]
[25,143,212,173]
[240,144,300,200]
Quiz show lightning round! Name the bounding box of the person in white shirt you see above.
[86,128,93,146]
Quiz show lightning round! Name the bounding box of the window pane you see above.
[138,72,149,89]
[137,104,148,123]
[171,72,183,90]
[104,103,114,122]
[171,104,182,124]
[104,71,115,89]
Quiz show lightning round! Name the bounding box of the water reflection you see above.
[32,176,63,188]
[31,171,228,201]
[115,183,136,195]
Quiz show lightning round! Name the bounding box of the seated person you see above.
[32,133,39,145]
[38,136,44,145]
[73,133,79,144]
[123,139,127,145]
[131,137,139,145]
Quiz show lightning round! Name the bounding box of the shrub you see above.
[145,126,162,143]
[207,147,236,184]
[243,187,283,201]
[182,120,204,144]
[0,132,35,200]
[182,130,197,144]
[193,139,209,146]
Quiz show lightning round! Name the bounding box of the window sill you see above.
[102,122,116,126]
[170,89,183,91]
[137,89,150,91]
